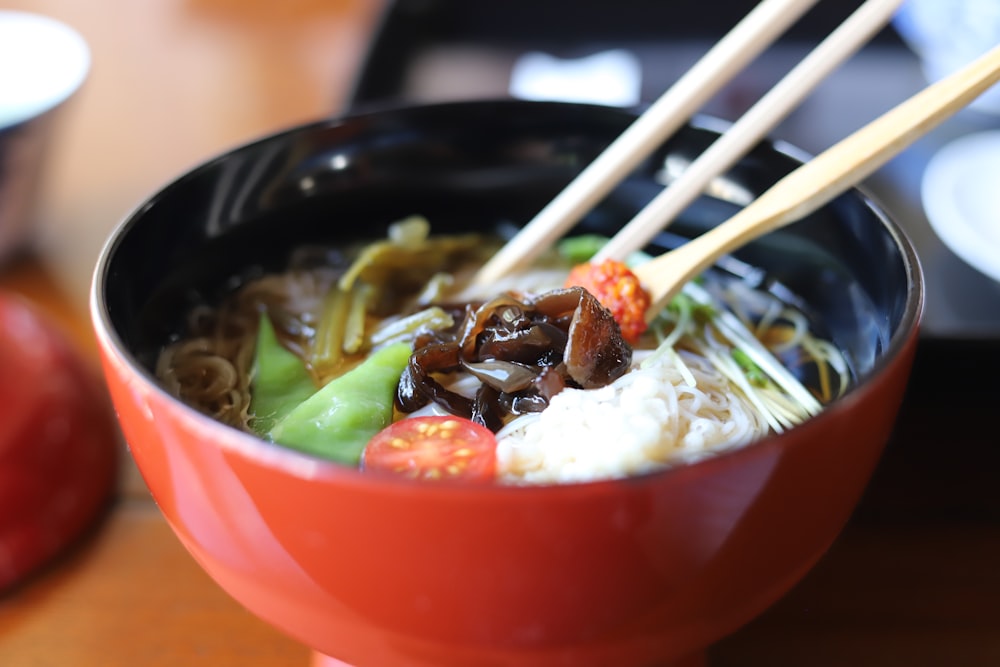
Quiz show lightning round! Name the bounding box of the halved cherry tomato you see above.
[362,416,497,482]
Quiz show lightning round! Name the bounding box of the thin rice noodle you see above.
[495,350,769,484]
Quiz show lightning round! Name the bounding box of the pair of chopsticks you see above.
[632,39,1000,315]
[472,0,905,286]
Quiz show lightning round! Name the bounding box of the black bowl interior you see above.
[97,100,919,387]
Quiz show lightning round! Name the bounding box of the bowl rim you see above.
[89,98,925,494]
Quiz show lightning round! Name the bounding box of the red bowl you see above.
[90,101,922,666]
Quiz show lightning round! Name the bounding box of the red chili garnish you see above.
[564,259,650,344]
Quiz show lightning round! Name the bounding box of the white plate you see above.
[921,130,1000,283]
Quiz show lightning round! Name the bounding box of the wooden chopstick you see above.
[594,0,906,262]
[471,0,819,286]
[633,40,1000,315]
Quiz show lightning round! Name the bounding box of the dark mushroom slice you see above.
[561,287,632,389]
[396,286,633,431]
[395,341,474,418]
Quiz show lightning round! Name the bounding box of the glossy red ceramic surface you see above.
[94,321,916,667]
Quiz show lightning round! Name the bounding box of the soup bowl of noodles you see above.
[91,100,921,667]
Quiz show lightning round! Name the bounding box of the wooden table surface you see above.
[1,1,998,665]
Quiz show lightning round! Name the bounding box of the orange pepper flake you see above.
[565,259,650,344]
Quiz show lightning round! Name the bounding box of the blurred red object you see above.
[0,291,118,590]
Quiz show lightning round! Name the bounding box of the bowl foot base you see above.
[310,649,707,667]
[311,652,352,667]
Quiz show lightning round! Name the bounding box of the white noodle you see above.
[495,351,770,484]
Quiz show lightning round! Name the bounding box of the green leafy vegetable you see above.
[312,285,352,375]
[266,342,412,464]
[343,283,375,354]
[731,347,768,386]
[249,315,317,436]
[557,234,611,264]
[338,215,482,293]
[556,234,651,267]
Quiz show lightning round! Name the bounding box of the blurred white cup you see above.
[893,0,1000,114]
[0,10,90,263]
